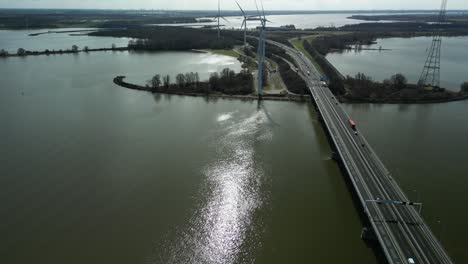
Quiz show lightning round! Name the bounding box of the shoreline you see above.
[0,47,128,58]
[0,47,229,58]
[340,95,468,105]
[293,36,468,105]
[113,76,309,102]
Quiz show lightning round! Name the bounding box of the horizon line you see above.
[0,8,467,12]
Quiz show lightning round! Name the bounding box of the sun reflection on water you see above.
[162,110,272,264]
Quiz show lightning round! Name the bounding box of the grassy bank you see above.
[206,49,240,58]
[290,39,325,76]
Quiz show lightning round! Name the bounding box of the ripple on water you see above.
[216,111,237,123]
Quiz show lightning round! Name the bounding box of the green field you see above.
[207,49,240,58]
[290,39,325,76]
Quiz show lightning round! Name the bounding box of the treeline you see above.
[247,40,298,68]
[0,12,198,29]
[344,72,465,102]
[146,68,253,95]
[0,44,124,57]
[246,40,308,94]
[349,14,468,23]
[338,22,468,36]
[302,40,345,95]
[208,68,254,95]
[309,33,377,55]
[272,56,308,95]
[461,82,468,94]
[91,27,243,51]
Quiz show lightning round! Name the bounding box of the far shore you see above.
[340,95,468,105]
[0,47,129,58]
[0,47,237,58]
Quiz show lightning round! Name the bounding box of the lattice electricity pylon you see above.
[418,0,448,88]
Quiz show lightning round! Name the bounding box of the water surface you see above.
[327,36,468,90]
[153,13,400,30]
[0,28,132,53]
[343,102,468,263]
[0,51,375,264]
[0,36,466,263]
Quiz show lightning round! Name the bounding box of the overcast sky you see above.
[0,0,466,10]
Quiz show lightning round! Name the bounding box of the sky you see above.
[0,0,467,11]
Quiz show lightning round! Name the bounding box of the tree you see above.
[209,72,220,90]
[128,40,136,49]
[163,75,170,88]
[243,46,254,58]
[0,49,8,56]
[390,73,407,90]
[84,46,89,52]
[461,82,468,94]
[17,48,26,56]
[71,45,79,52]
[185,72,194,84]
[221,68,231,79]
[175,74,186,87]
[111,43,117,50]
[148,74,161,90]
[351,72,373,98]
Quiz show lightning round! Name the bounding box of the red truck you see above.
[349,120,359,136]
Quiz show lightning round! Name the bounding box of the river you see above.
[0,35,466,263]
[326,36,468,91]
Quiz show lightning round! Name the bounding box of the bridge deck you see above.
[265,39,454,264]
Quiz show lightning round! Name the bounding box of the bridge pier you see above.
[361,227,377,241]
[331,151,341,161]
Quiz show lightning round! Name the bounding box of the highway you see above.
[266,39,454,264]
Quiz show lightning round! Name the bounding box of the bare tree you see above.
[17,48,26,56]
[176,74,186,87]
[461,82,468,94]
[148,74,161,90]
[390,73,407,90]
[163,75,170,88]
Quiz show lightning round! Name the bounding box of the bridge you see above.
[266,39,454,264]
